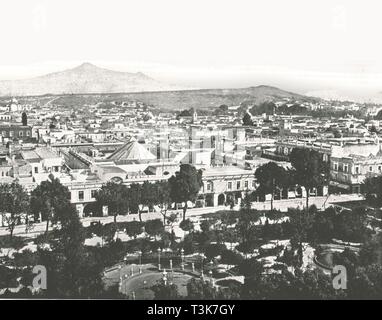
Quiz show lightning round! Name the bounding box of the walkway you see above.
[0,194,365,238]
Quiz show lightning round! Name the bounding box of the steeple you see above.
[192,108,197,123]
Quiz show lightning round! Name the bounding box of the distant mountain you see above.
[0,63,178,96]
[306,89,382,104]
[115,85,320,110]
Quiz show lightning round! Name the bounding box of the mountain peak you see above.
[74,62,99,71]
[0,62,177,96]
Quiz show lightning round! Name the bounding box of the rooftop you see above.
[202,166,253,177]
[107,138,156,162]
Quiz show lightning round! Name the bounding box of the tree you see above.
[370,125,378,134]
[363,176,382,207]
[333,206,370,243]
[179,219,194,234]
[359,232,382,266]
[101,223,117,245]
[289,148,329,209]
[204,243,227,261]
[347,264,382,299]
[156,181,171,225]
[144,219,164,240]
[254,162,290,210]
[249,101,277,116]
[37,203,106,298]
[242,112,253,126]
[95,182,129,225]
[0,181,30,240]
[220,249,244,266]
[310,208,335,243]
[169,164,203,221]
[21,112,27,126]
[125,221,144,239]
[141,181,157,214]
[219,104,229,112]
[152,282,180,300]
[287,208,315,267]
[128,183,143,221]
[200,219,211,233]
[238,257,264,278]
[30,174,72,234]
[214,104,229,115]
[177,109,192,119]
[187,278,219,299]
[236,208,262,255]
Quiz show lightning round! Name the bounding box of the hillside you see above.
[2,85,319,112]
[114,85,319,110]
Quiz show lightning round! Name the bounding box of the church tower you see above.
[192,108,198,123]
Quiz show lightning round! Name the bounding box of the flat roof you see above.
[21,147,60,161]
[202,166,253,177]
[34,147,60,159]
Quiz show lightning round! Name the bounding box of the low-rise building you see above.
[330,152,382,193]
[0,124,32,141]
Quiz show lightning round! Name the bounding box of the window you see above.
[379,166,382,172]
[9,131,13,137]
[227,182,232,190]
[252,180,256,188]
[206,181,212,191]
[370,166,373,172]
[78,191,84,201]
[245,181,248,189]
[34,167,38,174]
[237,181,241,190]
[91,190,97,198]
[26,131,30,136]
[334,163,338,171]
[19,131,23,137]
[355,166,360,174]
[344,165,348,173]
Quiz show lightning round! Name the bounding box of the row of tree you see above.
[0,176,72,240]
[250,148,329,209]
[94,164,203,223]
[0,164,203,241]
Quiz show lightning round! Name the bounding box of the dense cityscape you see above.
[1,86,382,299]
[2,0,382,304]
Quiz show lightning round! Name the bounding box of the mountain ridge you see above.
[0,63,176,96]
[40,85,316,111]
[0,63,320,110]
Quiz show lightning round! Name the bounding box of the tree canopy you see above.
[169,164,203,220]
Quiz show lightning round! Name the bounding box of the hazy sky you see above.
[1,0,382,100]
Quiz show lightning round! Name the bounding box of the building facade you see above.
[0,124,32,141]
[330,153,382,193]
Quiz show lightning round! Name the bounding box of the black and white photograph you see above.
[0,0,382,306]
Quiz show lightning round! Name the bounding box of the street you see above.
[0,193,365,238]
